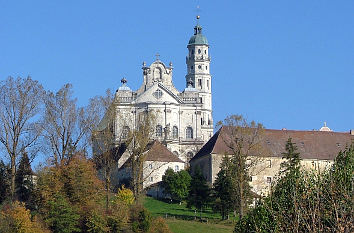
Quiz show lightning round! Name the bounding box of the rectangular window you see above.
[207,80,209,90]
[149,177,153,182]
[175,165,179,172]
[266,177,272,184]
[198,79,202,88]
[267,160,272,168]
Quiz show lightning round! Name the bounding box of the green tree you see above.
[217,115,265,219]
[271,138,304,232]
[130,203,152,233]
[213,156,236,220]
[15,152,34,205]
[162,168,191,203]
[45,194,80,233]
[187,167,211,219]
[323,143,354,232]
[0,159,10,204]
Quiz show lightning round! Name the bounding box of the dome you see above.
[319,122,332,132]
[188,34,208,45]
[188,24,208,45]
[117,78,132,92]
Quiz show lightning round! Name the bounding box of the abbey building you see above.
[110,20,213,163]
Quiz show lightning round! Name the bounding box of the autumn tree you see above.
[217,114,265,219]
[125,110,156,197]
[0,201,49,233]
[90,89,122,209]
[42,83,97,166]
[0,76,44,201]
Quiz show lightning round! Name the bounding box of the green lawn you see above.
[144,196,222,220]
[166,219,233,233]
[144,197,236,233]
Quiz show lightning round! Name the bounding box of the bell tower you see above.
[185,16,213,138]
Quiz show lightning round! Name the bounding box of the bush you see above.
[0,201,49,233]
[148,217,172,233]
[130,203,152,232]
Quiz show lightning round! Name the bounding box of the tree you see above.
[213,156,236,220]
[0,159,10,204]
[125,111,156,197]
[90,89,122,209]
[280,137,301,174]
[45,193,81,233]
[0,76,44,201]
[43,83,97,166]
[323,143,354,232]
[0,201,49,233]
[162,168,191,203]
[217,114,265,219]
[187,167,211,219]
[270,138,304,232]
[15,152,35,208]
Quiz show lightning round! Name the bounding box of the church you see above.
[111,17,213,164]
[96,17,353,192]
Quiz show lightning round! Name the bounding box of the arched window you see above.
[198,49,201,54]
[122,126,130,139]
[187,152,194,161]
[172,126,178,139]
[186,127,193,139]
[156,125,163,137]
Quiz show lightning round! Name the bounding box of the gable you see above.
[134,83,182,104]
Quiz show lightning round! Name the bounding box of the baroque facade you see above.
[111,19,213,163]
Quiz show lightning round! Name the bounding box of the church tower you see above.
[185,16,213,139]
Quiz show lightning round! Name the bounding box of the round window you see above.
[198,65,202,69]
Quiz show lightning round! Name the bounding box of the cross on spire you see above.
[155,53,160,61]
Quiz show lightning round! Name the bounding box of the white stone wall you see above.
[143,160,185,189]
[204,153,334,196]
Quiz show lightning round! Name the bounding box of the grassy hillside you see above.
[144,196,221,220]
[144,197,235,233]
[166,219,233,233]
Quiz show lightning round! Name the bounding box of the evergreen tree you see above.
[15,152,34,205]
[45,193,80,233]
[0,159,10,204]
[213,157,236,220]
[280,137,301,174]
[269,137,304,232]
[187,167,211,219]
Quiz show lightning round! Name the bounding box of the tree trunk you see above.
[10,154,16,202]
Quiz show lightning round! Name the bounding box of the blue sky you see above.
[1,0,353,132]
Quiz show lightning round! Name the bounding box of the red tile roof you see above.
[192,126,354,161]
[145,140,184,163]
